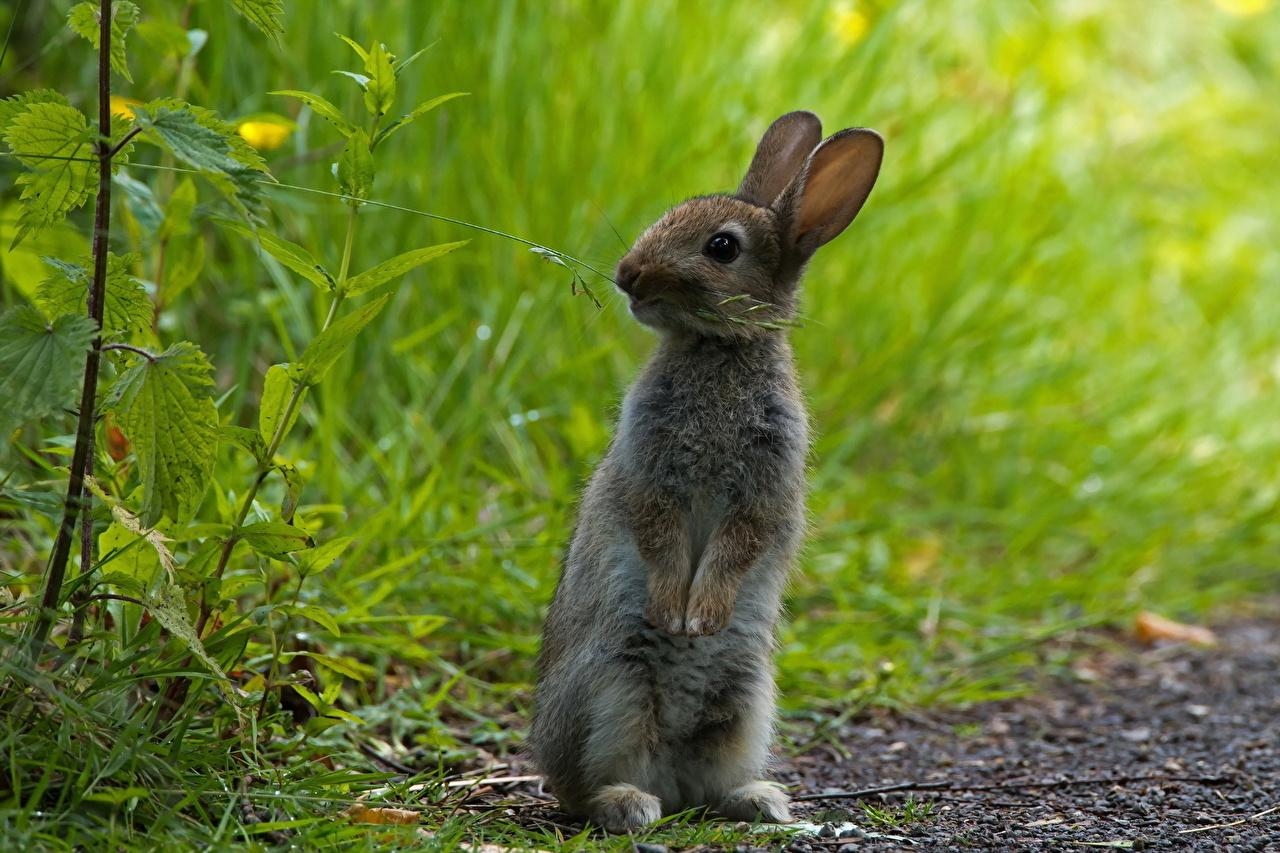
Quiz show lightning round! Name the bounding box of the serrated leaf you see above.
[294,294,390,387]
[222,424,267,462]
[373,92,468,149]
[230,0,283,43]
[151,581,238,709]
[258,363,304,445]
[0,307,95,437]
[133,100,264,174]
[132,100,268,220]
[105,342,218,526]
[67,1,140,82]
[345,241,467,297]
[36,253,151,341]
[336,129,373,200]
[297,536,352,575]
[269,90,354,137]
[362,42,396,118]
[240,520,314,558]
[0,90,71,135]
[2,102,95,247]
[279,463,302,522]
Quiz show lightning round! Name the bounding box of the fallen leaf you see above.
[342,804,419,825]
[1134,611,1217,647]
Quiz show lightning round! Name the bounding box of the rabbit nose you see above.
[616,258,642,296]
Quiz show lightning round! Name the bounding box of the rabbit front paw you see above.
[645,597,687,636]
[684,591,733,637]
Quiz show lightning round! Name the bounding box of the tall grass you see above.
[2,0,1279,845]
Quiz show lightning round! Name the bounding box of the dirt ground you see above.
[486,616,1278,850]
[778,617,1280,851]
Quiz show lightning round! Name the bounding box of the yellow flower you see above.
[110,96,141,119]
[831,2,869,45]
[237,119,293,152]
[1213,0,1274,15]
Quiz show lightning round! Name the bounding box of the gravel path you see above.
[781,618,1280,851]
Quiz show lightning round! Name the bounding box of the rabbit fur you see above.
[530,111,883,833]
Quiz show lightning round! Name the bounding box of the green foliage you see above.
[4,0,1280,849]
[67,1,141,81]
[131,99,267,217]
[345,241,466,296]
[36,254,152,341]
[2,101,95,246]
[230,0,285,43]
[293,293,390,386]
[0,307,96,436]
[105,342,219,526]
[258,362,304,444]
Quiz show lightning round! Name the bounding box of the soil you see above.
[467,617,1280,850]
[778,618,1280,851]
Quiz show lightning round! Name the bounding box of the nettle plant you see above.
[0,1,464,727]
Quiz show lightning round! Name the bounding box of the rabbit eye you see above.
[704,232,740,263]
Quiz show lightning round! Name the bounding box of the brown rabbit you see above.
[530,111,883,833]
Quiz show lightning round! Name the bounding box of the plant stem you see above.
[197,206,358,624]
[31,0,114,648]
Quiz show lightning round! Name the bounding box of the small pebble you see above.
[633,844,667,853]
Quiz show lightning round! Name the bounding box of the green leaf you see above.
[160,176,197,240]
[393,44,433,76]
[345,241,467,297]
[0,90,71,135]
[2,102,95,247]
[373,92,468,149]
[105,342,218,526]
[269,90,354,137]
[132,100,268,220]
[84,787,149,805]
[336,129,374,200]
[258,363,304,445]
[279,603,339,635]
[36,253,152,341]
[151,581,238,708]
[362,42,396,118]
[236,225,335,291]
[162,232,205,302]
[297,536,352,575]
[67,1,141,82]
[133,100,263,174]
[230,0,284,43]
[222,424,267,463]
[294,294,390,387]
[279,463,302,522]
[240,520,314,558]
[114,171,164,235]
[99,520,161,584]
[0,307,95,437]
[336,33,368,64]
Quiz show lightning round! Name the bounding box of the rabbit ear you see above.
[779,128,883,259]
[737,111,824,207]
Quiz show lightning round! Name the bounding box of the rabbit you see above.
[529,111,883,834]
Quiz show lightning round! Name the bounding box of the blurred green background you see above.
[4,0,1280,718]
